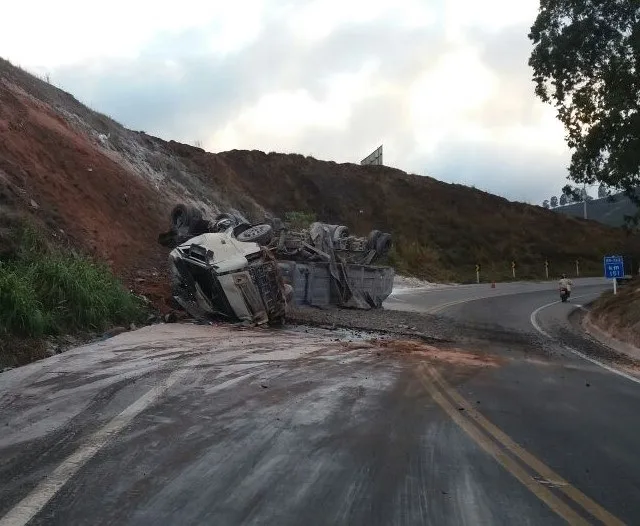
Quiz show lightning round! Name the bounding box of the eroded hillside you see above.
[1,56,638,290]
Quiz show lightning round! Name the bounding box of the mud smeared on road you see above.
[373,339,503,368]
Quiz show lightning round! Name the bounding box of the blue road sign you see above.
[604,255,624,279]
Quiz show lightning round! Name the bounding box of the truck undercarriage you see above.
[159,205,394,325]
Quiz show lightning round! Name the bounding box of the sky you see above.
[1,0,579,204]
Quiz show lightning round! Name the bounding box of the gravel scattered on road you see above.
[286,306,539,349]
[287,306,454,342]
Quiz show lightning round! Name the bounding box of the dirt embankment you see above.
[2,55,640,302]
[588,278,640,350]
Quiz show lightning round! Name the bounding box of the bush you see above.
[0,266,49,336]
[284,211,316,230]
[0,225,144,338]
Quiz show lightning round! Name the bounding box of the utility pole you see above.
[583,183,588,219]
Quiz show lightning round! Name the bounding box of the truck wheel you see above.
[332,225,349,241]
[233,223,251,237]
[171,204,203,233]
[375,233,393,255]
[236,223,274,245]
[171,204,189,230]
[215,213,239,226]
[367,230,382,250]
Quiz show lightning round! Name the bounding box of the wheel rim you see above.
[238,224,270,240]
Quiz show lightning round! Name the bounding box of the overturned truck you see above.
[158,205,395,325]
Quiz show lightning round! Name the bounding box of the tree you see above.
[550,196,558,207]
[529,1,640,195]
[543,200,550,209]
[559,194,568,206]
[598,184,608,199]
[563,184,589,203]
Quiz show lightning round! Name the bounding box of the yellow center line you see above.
[422,365,625,526]
[425,296,486,314]
[416,367,590,525]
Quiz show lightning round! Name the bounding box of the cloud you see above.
[51,16,447,141]
[421,137,570,204]
[0,0,268,67]
[3,0,571,203]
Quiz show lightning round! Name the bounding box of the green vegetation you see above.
[529,1,639,201]
[284,211,316,230]
[0,225,144,339]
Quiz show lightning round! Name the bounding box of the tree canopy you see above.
[529,0,640,193]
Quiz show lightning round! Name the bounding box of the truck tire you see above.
[236,223,274,245]
[367,230,382,250]
[375,233,393,255]
[233,223,251,237]
[332,225,349,241]
[171,204,203,233]
[215,212,238,225]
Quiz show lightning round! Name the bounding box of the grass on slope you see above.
[590,277,640,347]
[214,150,640,283]
[0,225,144,340]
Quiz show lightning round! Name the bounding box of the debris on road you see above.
[393,275,443,290]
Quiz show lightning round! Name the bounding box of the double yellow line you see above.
[417,365,625,525]
[425,295,488,314]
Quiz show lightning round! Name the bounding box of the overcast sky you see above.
[2,0,578,204]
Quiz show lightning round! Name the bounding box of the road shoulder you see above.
[583,312,640,362]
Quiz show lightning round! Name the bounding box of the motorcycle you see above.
[560,287,571,302]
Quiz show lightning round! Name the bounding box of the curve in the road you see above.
[530,295,640,386]
[392,279,640,384]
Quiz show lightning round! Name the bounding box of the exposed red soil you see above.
[0,80,169,274]
[2,55,640,314]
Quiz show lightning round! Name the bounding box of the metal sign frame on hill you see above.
[360,145,383,166]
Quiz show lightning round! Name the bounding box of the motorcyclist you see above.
[559,274,573,299]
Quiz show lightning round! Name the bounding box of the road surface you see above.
[1,277,639,525]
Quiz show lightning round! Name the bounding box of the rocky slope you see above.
[1,56,639,297]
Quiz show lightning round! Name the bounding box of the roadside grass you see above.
[591,277,640,329]
[0,225,144,340]
[589,276,640,347]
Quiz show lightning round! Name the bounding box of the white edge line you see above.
[0,360,198,526]
[530,294,640,386]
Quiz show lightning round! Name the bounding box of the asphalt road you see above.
[1,277,639,525]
